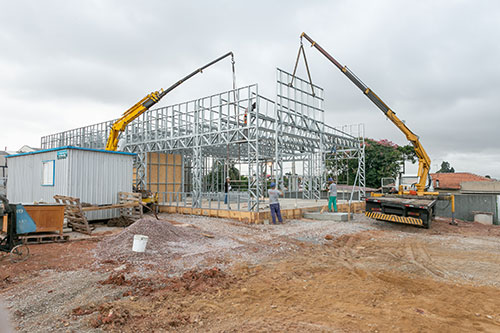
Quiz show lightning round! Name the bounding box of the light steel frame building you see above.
[41,69,365,213]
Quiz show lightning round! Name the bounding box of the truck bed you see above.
[365,195,438,228]
[366,196,437,208]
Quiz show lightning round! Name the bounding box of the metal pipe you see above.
[159,52,234,99]
[451,194,456,225]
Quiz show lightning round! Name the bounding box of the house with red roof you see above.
[430,172,495,193]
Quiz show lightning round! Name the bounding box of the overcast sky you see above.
[1,0,499,178]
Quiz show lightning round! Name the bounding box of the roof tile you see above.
[430,172,492,190]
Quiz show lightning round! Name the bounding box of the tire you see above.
[10,244,30,263]
[423,209,433,229]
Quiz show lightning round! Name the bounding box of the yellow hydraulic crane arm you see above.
[300,32,431,193]
[105,51,235,151]
[106,92,163,150]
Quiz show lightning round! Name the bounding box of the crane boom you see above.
[300,32,431,193]
[105,51,235,151]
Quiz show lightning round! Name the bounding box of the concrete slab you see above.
[473,212,494,225]
[303,212,353,221]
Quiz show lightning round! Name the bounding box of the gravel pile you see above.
[95,214,382,275]
[96,217,210,263]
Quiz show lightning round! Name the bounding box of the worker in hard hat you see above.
[327,178,338,212]
[268,182,284,224]
[224,177,231,209]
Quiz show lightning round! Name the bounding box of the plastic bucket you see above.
[132,235,149,252]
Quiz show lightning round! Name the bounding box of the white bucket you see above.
[132,234,149,252]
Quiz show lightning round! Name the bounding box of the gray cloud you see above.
[0,0,499,177]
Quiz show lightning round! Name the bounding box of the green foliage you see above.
[204,162,246,191]
[437,161,455,173]
[326,138,417,189]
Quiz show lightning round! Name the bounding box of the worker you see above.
[268,182,284,224]
[243,102,256,126]
[327,178,338,213]
[224,177,231,208]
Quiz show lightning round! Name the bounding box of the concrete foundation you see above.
[303,212,354,221]
[160,200,365,224]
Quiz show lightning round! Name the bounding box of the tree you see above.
[437,161,455,173]
[326,138,417,189]
[204,162,244,191]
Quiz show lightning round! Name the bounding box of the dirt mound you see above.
[73,267,236,330]
[98,267,234,295]
[88,303,130,329]
[179,267,233,292]
[95,216,211,268]
[100,273,128,286]
[107,216,134,227]
[431,217,500,237]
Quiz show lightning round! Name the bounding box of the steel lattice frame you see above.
[275,69,326,200]
[41,69,365,211]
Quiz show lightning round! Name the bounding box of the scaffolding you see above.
[41,69,365,212]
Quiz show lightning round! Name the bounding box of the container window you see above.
[42,160,55,186]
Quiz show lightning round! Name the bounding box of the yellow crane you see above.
[105,51,235,151]
[297,32,454,228]
[105,52,235,209]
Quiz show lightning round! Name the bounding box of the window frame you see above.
[42,159,55,186]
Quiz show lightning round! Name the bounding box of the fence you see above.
[434,193,499,225]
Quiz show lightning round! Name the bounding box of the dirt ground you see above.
[1,214,500,332]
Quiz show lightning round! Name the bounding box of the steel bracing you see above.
[41,69,365,212]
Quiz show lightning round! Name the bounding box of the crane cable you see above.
[228,54,237,180]
[231,54,236,91]
[289,37,316,96]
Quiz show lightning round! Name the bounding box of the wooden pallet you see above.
[54,193,142,235]
[19,232,70,244]
[118,192,143,220]
[54,195,93,235]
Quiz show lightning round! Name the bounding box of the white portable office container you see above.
[6,146,135,220]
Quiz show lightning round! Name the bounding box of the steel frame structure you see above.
[41,69,365,212]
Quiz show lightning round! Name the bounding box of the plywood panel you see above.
[145,153,183,205]
[159,153,167,164]
[148,152,158,164]
[149,164,159,184]
[159,164,167,184]
[23,205,64,235]
[166,165,174,183]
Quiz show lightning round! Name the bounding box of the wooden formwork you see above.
[159,201,366,224]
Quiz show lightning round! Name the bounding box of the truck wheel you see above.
[423,209,433,229]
